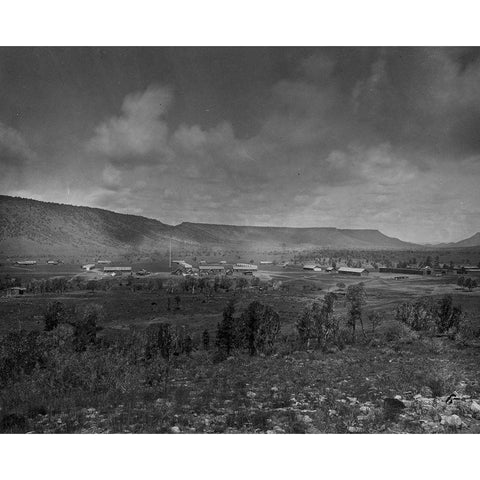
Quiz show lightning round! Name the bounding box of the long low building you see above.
[233,263,258,273]
[338,267,368,276]
[82,264,96,271]
[379,267,431,276]
[16,261,37,265]
[199,265,225,273]
[103,266,132,272]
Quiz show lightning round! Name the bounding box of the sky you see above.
[1,47,480,244]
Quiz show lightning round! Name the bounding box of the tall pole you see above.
[169,237,172,269]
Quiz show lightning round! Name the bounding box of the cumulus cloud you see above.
[0,122,37,166]
[87,85,173,166]
[0,122,38,192]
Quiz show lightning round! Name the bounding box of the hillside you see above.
[0,196,417,257]
[444,232,480,248]
[0,195,179,257]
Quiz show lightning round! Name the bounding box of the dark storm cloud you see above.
[1,47,480,242]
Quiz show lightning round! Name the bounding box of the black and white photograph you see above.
[1,1,480,477]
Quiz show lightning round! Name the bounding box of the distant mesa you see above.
[1,195,476,257]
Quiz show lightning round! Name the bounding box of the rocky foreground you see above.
[9,340,480,434]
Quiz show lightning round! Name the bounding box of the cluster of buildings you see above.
[81,261,132,276]
[172,261,259,277]
[302,264,368,276]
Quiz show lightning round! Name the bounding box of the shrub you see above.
[382,321,418,343]
[395,298,435,332]
[334,327,352,350]
[72,305,102,351]
[435,295,462,334]
[0,331,45,387]
[145,323,175,361]
[456,316,480,344]
[44,301,67,331]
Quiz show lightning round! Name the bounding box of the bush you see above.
[72,305,102,351]
[435,295,462,334]
[382,321,418,343]
[44,301,68,331]
[457,316,480,344]
[0,331,45,387]
[395,298,435,332]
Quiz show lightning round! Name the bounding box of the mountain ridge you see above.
[0,195,426,257]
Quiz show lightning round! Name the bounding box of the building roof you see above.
[338,267,366,273]
[234,264,258,270]
[103,266,132,271]
[199,265,224,270]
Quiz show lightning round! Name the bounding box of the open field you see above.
[1,265,479,335]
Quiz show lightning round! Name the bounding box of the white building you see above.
[338,267,368,276]
[303,264,322,271]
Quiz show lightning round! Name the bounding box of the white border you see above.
[1,0,480,46]
[1,2,480,479]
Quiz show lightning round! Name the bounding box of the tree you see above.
[465,277,477,291]
[215,299,236,358]
[346,283,366,343]
[174,295,181,310]
[457,276,465,287]
[241,301,280,355]
[368,311,382,335]
[312,293,338,349]
[236,277,248,291]
[296,307,314,349]
[202,329,210,351]
[145,322,176,393]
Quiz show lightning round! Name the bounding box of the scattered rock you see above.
[302,415,313,424]
[384,397,406,420]
[441,414,463,428]
[246,391,256,399]
[170,426,181,433]
[470,401,480,415]
[348,426,362,433]
[420,386,433,397]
